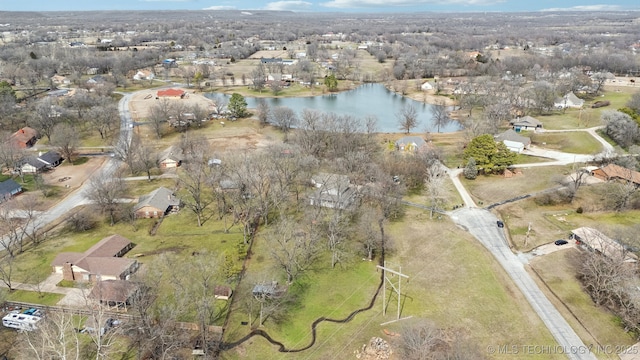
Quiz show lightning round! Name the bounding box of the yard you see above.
[529,249,637,359]
[222,207,562,359]
[531,131,604,154]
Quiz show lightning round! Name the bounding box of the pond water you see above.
[207,83,461,133]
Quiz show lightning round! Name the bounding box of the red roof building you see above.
[157,88,186,98]
[10,127,39,148]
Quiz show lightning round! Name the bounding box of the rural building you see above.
[10,127,39,149]
[157,88,186,98]
[554,92,584,109]
[395,136,427,152]
[214,286,233,300]
[0,179,22,202]
[494,129,531,153]
[158,145,184,168]
[571,227,638,263]
[309,173,357,210]
[89,280,139,310]
[510,116,543,131]
[252,282,285,298]
[421,82,435,91]
[134,187,181,218]
[51,234,139,282]
[591,164,640,186]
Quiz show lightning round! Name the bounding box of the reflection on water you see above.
[206,83,461,133]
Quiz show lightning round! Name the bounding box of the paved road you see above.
[1,93,134,251]
[450,208,597,360]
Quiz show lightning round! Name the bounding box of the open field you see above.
[529,249,637,359]
[531,131,604,154]
[223,207,561,359]
[461,165,568,206]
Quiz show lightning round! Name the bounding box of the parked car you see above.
[554,239,568,246]
[496,220,504,228]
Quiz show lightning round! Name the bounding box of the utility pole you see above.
[377,261,409,320]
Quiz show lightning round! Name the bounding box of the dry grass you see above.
[462,165,569,206]
[529,249,636,359]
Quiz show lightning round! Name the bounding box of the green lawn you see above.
[223,207,562,359]
[531,132,603,154]
[6,290,64,305]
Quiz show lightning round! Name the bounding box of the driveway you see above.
[450,208,596,360]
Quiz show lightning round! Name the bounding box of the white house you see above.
[555,92,584,109]
[133,70,155,81]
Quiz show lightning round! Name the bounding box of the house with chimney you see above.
[51,234,139,282]
[9,127,39,149]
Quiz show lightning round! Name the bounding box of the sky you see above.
[1,0,638,13]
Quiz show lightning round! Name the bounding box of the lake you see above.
[206,83,461,133]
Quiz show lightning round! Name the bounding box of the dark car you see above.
[496,220,504,228]
[554,239,568,246]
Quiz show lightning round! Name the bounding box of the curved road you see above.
[450,208,596,360]
[444,127,616,359]
[1,93,134,249]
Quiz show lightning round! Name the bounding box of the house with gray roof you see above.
[554,92,584,109]
[510,116,543,131]
[134,187,181,218]
[0,179,22,202]
[158,145,183,169]
[309,173,357,210]
[494,129,531,153]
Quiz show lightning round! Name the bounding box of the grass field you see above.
[6,290,64,306]
[462,165,569,206]
[529,249,636,359]
[531,131,604,154]
[222,207,562,359]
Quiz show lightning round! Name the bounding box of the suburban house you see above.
[157,88,186,98]
[134,187,181,218]
[395,136,427,152]
[133,69,155,81]
[494,129,531,153]
[0,179,22,202]
[421,82,435,91]
[555,92,584,109]
[571,227,638,263]
[16,151,63,174]
[10,127,39,148]
[158,145,184,168]
[309,172,358,210]
[51,234,139,282]
[17,157,47,174]
[252,281,285,298]
[591,164,640,186]
[510,116,543,132]
[37,151,64,168]
[89,280,139,310]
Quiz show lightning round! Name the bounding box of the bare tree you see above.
[50,122,79,164]
[179,135,214,227]
[396,104,419,134]
[131,138,158,181]
[84,170,128,226]
[0,253,16,290]
[429,100,451,133]
[88,102,119,140]
[269,106,298,138]
[30,98,60,142]
[256,98,270,127]
[425,163,447,218]
[19,311,82,360]
[0,131,24,173]
[267,216,320,284]
[148,98,172,139]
